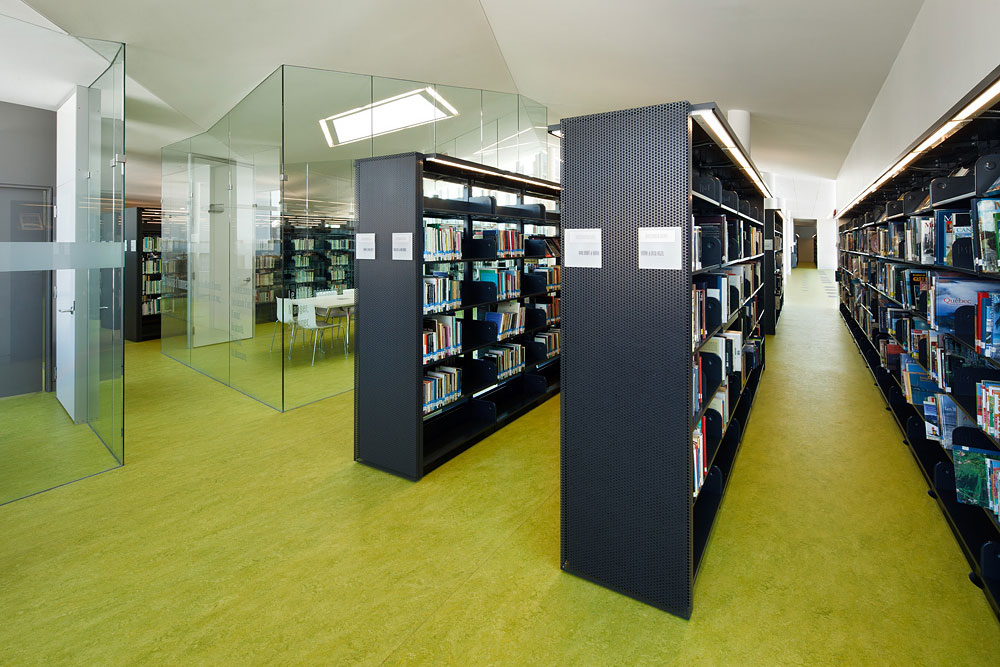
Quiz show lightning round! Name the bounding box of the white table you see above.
[291,294,355,349]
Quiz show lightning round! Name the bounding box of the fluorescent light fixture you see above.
[547,124,564,139]
[955,79,1000,121]
[841,74,1000,218]
[690,107,772,198]
[319,87,459,148]
[425,157,561,191]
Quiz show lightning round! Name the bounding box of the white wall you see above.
[766,172,838,270]
[836,0,1000,211]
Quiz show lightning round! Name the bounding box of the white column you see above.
[727,109,751,153]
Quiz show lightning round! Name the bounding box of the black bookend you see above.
[524,307,547,331]
[701,235,722,266]
[497,203,545,219]
[952,426,1000,452]
[705,297,722,332]
[704,409,723,463]
[886,200,904,219]
[917,337,929,368]
[953,306,977,347]
[694,175,723,202]
[739,200,751,217]
[721,189,739,211]
[524,237,549,258]
[931,174,975,206]
[465,358,499,393]
[906,415,925,446]
[522,272,547,297]
[463,319,498,348]
[700,352,722,399]
[933,460,956,497]
[730,285,740,313]
[463,280,498,306]
[982,542,1000,584]
[466,234,498,260]
[952,237,976,269]
[975,155,1000,196]
[526,341,550,367]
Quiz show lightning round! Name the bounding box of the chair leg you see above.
[311,329,319,366]
[288,323,296,360]
[270,320,279,352]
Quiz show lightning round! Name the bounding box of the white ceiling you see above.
[14,0,926,202]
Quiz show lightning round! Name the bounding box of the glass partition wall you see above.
[162,65,555,411]
[0,15,125,504]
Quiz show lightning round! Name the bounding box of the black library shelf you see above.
[560,101,770,618]
[836,93,1000,621]
[354,153,562,480]
[125,207,163,342]
[763,207,784,334]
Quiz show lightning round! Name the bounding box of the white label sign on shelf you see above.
[391,232,412,261]
[764,239,774,251]
[357,233,376,260]
[564,228,602,268]
[637,227,682,270]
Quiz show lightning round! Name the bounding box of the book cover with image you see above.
[919,217,935,264]
[947,445,1000,517]
[975,198,1000,272]
[932,277,998,334]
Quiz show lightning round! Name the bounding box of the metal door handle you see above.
[58,301,75,314]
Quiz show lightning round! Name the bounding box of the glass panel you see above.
[482,90,518,172]
[160,138,192,365]
[371,76,436,157]
[228,69,283,409]
[188,117,232,383]
[281,66,371,409]
[86,46,125,463]
[431,85,482,163]
[517,94,549,179]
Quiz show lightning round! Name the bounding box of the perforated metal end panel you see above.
[560,102,694,617]
[355,153,423,479]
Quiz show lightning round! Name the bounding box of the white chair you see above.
[297,303,340,365]
[270,297,296,354]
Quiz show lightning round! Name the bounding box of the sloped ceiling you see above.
[19,0,925,202]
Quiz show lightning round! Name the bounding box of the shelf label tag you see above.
[130,239,136,252]
[564,228,602,268]
[637,227,681,270]
[391,232,412,261]
[357,233,376,260]
[764,239,774,251]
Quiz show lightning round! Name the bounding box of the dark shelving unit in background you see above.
[354,153,561,480]
[763,207,784,334]
[124,207,162,342]
[560,101,769,618]
[836,84,1000,622]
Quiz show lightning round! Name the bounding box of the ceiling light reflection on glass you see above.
[319,87,459,148]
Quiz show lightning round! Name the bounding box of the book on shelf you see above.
[423,366,462,414]
[922,396,940,441]
[945,445,1000,520]
[901,354,937,406]
[482,302,526,340]
[527,265,561,290]
[423,273,462,313]
[935,210,972,266]
[481,229,524,258]
[141,236,161,252]
[692,418,707,497]
[424,221,463,261]
[935,393,977,448]
[534,329,561,358]
[919,217,935,265]
[422,314,462,363]
[710,383,729,427]
[974,198,1000,273]
[481,343,525,380]
[475,267,520,300]
[720,331,743,372]
[529,297,560,324]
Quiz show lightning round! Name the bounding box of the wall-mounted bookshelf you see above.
[763,207,784,334]
[354,153,561,480]
[560,101,770,618]
[836,89,1000,621]
[124,207,163,342]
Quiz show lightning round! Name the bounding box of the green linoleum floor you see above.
[1,267,999,664]
[0,391,121,506]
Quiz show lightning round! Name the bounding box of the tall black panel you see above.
[560,102,695,616]
[355,154,423,479]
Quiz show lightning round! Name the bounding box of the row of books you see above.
[423,275,462,313]
[142,277,162,294]
[532,298,560,324]
[329,238,353,250]
[292,255,314,268]
[256,273,275,286]
[255,255,278,269]
[290,238,316,251]
[474,267,520,300]
[141,236,161,252]
[951,446,1000,521]
[423,366,462,415]
[529,236,561,257]
[329,268,350,280]
[255,289,276,304]
[424,223,463,261]
[478,343,525,380]
[329,253,352,266]
[422,314,462,363]
[289,269,315,283]
[694,215,764,264]
[142,259,160,274]
[976,381,1000,441]
[693,418,708,497]
[480,229,524,258]
[140,297,161,315]
[534,329,561,358]
[528,265,561,290]
[481,303,526,340]
[692,331,746,417]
